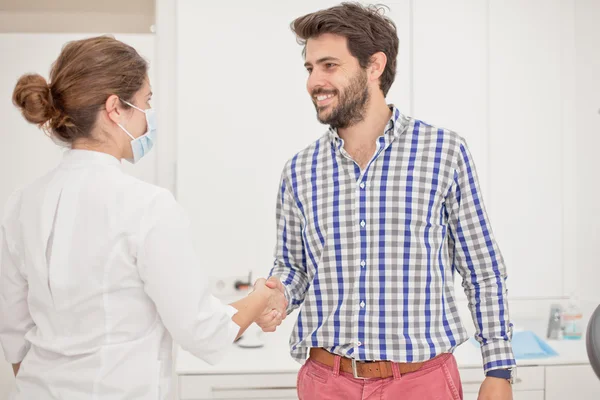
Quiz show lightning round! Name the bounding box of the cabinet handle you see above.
[462,378,522,385]
[213,386,297,392]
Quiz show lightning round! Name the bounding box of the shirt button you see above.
[357,341,362,347]
[360,301,365,308]
[360,260,366,268]
[360,182,366,189]
[360,220,366,228]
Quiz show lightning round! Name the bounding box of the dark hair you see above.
[291,2,399,96]
[12,35,148,143]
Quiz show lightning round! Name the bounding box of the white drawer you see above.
[178,373,298,399]
[459,366,544,392]
[179,366,545,399]
[464,390,544,400]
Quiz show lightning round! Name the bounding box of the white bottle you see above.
[562,294,583,340]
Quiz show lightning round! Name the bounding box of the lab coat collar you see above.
[62,149,122,168]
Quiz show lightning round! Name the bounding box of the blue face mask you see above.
[117,99,157,164]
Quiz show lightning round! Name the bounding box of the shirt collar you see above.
[328,104,406,145]
[61,149,122,167]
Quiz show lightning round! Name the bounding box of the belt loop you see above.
[391,362,402,380]
[333,355,341,377]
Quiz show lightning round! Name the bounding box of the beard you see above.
[312,69,370,129]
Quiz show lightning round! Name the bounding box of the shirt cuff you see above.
[200,305,239,366]
[480,339,516,374]
[0,339,30,364]
[282,284,294,315]
[224,304,241,341]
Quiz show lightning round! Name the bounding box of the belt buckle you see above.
[351,358,368,380]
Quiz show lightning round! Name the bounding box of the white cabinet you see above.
[178,365,599,400]
[513,393,545,400]
[411,0,490,305]
[464,392,544,400]
[179,373,298,400]
[410,0,575,300]
[487,0,572,298]
[412,0,489,195]
[460,367,545,400]
[574,0,600,302]
[545,365,600,400]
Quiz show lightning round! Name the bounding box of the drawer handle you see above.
[462,378,522,385]
[213,386,297,392]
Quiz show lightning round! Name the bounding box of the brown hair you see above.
[291,2,399,96]
[12,35,148,143]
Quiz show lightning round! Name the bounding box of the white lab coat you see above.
[0,150,239,399]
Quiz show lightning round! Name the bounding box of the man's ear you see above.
[368,52,388,83]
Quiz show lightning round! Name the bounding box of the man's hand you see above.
[254,277,287,332]
[478,377,513,400]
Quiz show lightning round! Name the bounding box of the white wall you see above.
[0,32,156,400]
[174,0,585,303]
[175,1,412,285]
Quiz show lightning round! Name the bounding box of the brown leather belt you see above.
[309,348,425,379]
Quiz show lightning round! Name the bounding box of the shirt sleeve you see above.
[268,172,310,314]
[137,190,239,365]
[446,138,516,374]
[0,190,35,364]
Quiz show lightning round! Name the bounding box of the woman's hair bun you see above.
[12,73,57,126]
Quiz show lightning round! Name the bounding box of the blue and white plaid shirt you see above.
[270,106,515,373]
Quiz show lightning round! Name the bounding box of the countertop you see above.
[176,313,591,376]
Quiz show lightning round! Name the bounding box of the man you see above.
[259,3,515,399]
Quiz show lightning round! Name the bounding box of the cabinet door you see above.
[574,0,600,301]
[179,374,298,399]
[465,391,544,400]
[488,0,571,298]
[413,0,572,300]
[412,0,489,195]
[409,0,490,306]
[459,366,544,394]
[545,365,600,400]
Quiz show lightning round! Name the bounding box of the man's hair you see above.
[291,2,399,96]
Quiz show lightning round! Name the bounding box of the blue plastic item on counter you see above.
[470,330,558,359]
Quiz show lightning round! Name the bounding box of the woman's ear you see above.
[105,95,123,125]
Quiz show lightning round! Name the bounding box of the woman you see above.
[0,36,286,399]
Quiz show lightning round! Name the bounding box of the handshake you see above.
[252,277,288,332]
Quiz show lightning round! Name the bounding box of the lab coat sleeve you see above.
[137,190,239,365]
[268,171,310,315]
[446,137,516,374]
[0,190,35,364]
